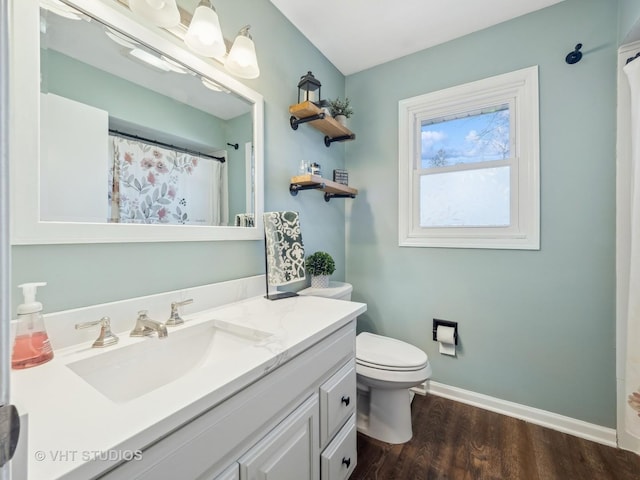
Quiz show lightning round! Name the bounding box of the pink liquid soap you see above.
[12,331,54,369]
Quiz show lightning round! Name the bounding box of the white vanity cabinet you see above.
[99,321,356,480]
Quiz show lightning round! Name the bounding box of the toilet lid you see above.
[356,332,428,370]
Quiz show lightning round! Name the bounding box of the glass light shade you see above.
[184,5,226,58]
[128,0,180,28]
[225,32,260,79]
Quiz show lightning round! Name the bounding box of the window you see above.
[398,66,540,249]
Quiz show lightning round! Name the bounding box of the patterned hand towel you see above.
[235,213,255,227]
[263,211,306,286]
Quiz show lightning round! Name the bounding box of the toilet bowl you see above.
[355,332,431,443]
[298,281,432,444]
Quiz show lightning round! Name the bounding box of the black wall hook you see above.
[227,142,239,150]
[565,43,583,64]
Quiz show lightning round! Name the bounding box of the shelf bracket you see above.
[290,182,325,196]
[324,134,356,147]
[290,113,325,131]
[324,193,356,202]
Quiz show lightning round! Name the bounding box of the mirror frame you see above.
[10,0,264,244]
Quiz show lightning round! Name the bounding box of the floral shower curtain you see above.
[624,58,640,440]
[108,135,228,225]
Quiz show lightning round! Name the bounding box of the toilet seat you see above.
[356,361,432,387]
[356,358,427,372]
[356,332,427,371]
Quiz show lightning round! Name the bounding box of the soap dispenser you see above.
[11,282,54,369]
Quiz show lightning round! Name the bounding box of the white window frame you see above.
[398,66,540,250]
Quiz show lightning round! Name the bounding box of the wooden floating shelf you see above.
[289,101,356,147]
[289,174,358,202]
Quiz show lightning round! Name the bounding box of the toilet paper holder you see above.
[432,319,458,345]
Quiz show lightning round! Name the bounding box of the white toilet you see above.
[298,281,432,444]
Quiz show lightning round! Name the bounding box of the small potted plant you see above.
[328,97,353,127]
[305,251,335,288]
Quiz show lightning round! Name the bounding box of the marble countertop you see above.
[10,294,366,480]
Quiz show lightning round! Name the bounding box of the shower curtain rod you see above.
[627,52,640,65]
[109,129,226,163]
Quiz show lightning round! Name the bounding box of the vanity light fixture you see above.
[128,0,180,29]
[184,0,226,59]
[225,26,260,80]
[125,0,262,79]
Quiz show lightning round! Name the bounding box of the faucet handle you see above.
[167,298,194,326]
[75,316,119,348]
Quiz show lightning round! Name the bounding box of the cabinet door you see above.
[239,395,319,480]
[214,463,240,480]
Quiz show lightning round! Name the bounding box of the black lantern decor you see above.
[297,71,322,106]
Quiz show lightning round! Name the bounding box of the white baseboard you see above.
[425,381,617,448]
[410,381,428,396]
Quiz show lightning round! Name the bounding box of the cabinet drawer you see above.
[320,361,356,446]
[320,415,356,480]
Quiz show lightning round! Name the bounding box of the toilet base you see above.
[356,387,413,444]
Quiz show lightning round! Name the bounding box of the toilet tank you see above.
[298,281,352,301]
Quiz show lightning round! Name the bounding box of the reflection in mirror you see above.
[39,4,254,227]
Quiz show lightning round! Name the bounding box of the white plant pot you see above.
[335,114,347,127]
[311,275,330,288]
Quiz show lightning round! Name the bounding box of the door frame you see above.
[1,0,13,476]
[616,39,640,454]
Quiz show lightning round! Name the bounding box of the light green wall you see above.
[227,113,251,221]
[345,0,617,427]
[12,0,347,312]
[619,0,640,43]
[42,50,227,148]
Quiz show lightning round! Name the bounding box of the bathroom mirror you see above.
[10,0,264,244]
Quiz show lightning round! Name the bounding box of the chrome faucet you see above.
[166,298,194,326]
[130,310,168,338]
[75,316,119,348]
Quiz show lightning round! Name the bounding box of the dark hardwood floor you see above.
[351,394,640,480]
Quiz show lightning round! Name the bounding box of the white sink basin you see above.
[66,319,273,403]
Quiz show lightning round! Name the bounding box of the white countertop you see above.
[10,294,366,480]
